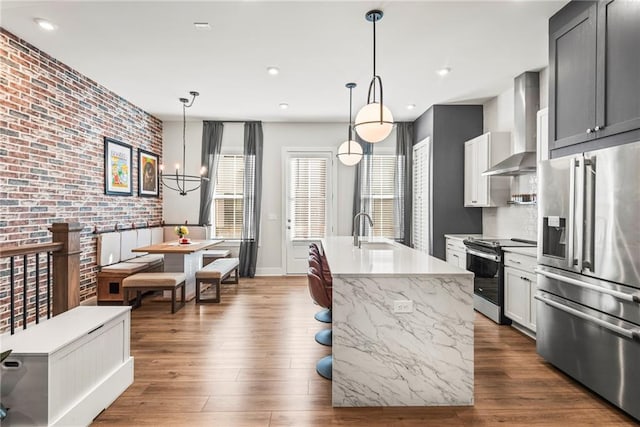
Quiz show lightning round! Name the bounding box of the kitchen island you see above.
[320,236,474,407]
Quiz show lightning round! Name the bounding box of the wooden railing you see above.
[0,223,82,335]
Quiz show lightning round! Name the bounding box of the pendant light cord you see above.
[372,15,376,101]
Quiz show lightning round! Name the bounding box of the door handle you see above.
[465,248,500,262]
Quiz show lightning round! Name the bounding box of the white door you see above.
[412,137,430,253]
[283,149,336,274]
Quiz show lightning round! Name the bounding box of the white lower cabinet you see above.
[445,238,467,269]
[503,251,537,335]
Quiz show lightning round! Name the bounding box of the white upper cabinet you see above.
[464,132,511,207]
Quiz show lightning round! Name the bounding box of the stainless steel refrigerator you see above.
[536,140,640,421]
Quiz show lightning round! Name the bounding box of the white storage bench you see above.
[0,306,134,426]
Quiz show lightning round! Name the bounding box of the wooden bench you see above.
[122,272,186,313]
[195,257,239,303]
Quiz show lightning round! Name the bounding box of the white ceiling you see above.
[1,1,567,123]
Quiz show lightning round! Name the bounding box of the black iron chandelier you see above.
[160,91,209,196]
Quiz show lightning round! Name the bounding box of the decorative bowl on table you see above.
[179,237,190,244]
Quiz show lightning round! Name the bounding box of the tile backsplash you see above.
[483,175,538,241]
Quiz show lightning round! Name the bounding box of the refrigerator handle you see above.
[567,158,577,268]
[535,294,640,341]
[582,157,596,272]
[535,267,640,303]
[575,157,585,270]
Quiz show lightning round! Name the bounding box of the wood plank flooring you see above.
[93,276,637,426]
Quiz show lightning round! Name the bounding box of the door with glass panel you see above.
[284,150,335,274]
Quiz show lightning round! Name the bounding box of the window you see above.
[212,154,244,239]
[361,154,399,239]
[288,157,327,239]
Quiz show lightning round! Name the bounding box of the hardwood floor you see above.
[93,276,636,426]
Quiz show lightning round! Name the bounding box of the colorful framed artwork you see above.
[104,137,132,196]
[138,149,159,197]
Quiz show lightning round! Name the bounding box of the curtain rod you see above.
[203,120,261,124]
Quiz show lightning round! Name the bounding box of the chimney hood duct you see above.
[483,71,540,176]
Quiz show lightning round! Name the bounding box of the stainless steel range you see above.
[463,237,536,324]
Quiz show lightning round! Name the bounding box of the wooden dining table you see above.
[132,239,224,301]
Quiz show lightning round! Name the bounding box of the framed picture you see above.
[138,149,159,197]
[104,137,132,196]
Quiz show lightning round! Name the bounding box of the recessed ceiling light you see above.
[406,104,416,110]
[279,103,289,110]
[193,22,211,30]
[34,18,57,31]
[267,67,280,76]
[436,67,451,77]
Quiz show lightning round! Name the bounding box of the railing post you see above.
[48,222,83,315]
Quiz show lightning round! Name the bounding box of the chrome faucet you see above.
[353,212,374,248]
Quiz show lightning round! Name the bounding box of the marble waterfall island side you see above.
[320,237,474,407]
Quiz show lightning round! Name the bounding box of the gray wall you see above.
[414,105,484,259]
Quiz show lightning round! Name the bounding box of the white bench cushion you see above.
[163,225,208,242]
[100,262,148,275]
[128,254,164,264]
[120,229,137,261]
[196,257,239,279]
[136,229,152,254]
[202,249,231,258]
[151,227,164,244]
[97,232,121,267]
[123,272,186,288]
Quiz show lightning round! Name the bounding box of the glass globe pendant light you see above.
[354,9,394,144]
[337,83,363,166]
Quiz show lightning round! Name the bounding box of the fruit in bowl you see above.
[179,237,190,244]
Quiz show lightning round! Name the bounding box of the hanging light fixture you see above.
[160,91,209,196]
[354,9,394,144]
[337,83,363,166]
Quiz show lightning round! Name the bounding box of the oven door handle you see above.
[535,294,640,341]
[465,248,500,262]
[535,268,640,303]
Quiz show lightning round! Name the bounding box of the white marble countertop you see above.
[503,246,537,257]
[444,233,483,242]
[321,236,472,277]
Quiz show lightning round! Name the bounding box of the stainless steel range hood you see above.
[483,71,540,176]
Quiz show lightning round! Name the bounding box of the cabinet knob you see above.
[586,128,593,134]
[594,125,604,131]
[471,200,477,203]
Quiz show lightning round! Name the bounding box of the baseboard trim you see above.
[254,267,285,276]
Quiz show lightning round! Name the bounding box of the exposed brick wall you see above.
[0,29,163,332]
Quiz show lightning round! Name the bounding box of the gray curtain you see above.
[395,122,414,246]
[239,122,263,277]
[352,136,373,236]
[198,121,224,225]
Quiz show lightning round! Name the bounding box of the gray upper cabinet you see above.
[549,2,597,149]
[549,0,640,153]
[595,0,640,139]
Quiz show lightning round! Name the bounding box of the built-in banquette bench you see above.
[97,227,164,304]
[97,226,212,304]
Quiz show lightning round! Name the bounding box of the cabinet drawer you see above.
[446,239,466,253]
[504,252,537,272]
